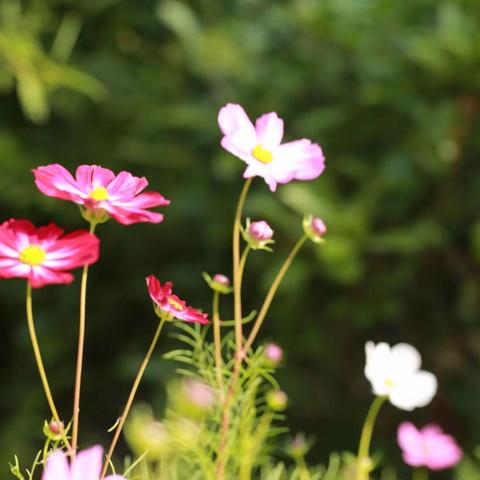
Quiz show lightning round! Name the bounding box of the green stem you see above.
[25,283,72,453]
[356,396,386,480]
[101,317,166,479]
[233,178,252,356]
[244,235,307,351]
[71,221,96,456]
[212,291,224,395]
[412,468,428,480]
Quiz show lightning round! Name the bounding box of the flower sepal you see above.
[79,205,110,225]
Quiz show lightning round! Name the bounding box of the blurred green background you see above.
[1,0,480,474]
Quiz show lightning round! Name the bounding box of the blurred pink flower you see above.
[33,164,170,225]
[147,275,209,324]
[397,422,462,470]
[42,445,125,480]
[213,273,230,287]
[0,219,99,288]
[218,103,325,191]
[264,343,283,363]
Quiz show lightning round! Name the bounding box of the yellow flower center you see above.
[89,186,109,202]
[385,378,395,388]
[168,297,184,311]
[252,145,273,164]
[19,245,46,266]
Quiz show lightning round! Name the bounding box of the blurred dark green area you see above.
[1,0,480,474]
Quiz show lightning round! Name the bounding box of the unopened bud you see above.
[242,219,274,251]
[43,420,65,441]
[202,272,233,294]
[303,214,327,244]
[264,343,283,365]
[266,389,288,411]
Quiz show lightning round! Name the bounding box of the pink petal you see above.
[42,451,71,480]
[29,266,74,288]
[106,171,149,199]
[0,259,31,279]
[37,224,65,248]
[218,104,258,161]
[71,445,103,480]
[105,204,165,225]
[43,231,100,269]
[33,164,85,201]
[255,112,284,150]
[397,422,426,467]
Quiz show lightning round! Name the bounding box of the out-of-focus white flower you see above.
[364,342,437,411]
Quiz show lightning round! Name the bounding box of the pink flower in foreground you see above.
[147,275,209,324]
[33,164,170,225]
[218,103,325,191]
[42,445,125,480]
[397,422,462,470]
[0,220,99,288]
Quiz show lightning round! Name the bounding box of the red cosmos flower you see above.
[33,164,170,225]
[146,275,209,324]
[0,220,99,288]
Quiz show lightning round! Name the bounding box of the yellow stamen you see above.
[385,378,395,388]
[20,245,46,266]
[252,145,273,164]
[168,297,184,311]
[89,186,109,202]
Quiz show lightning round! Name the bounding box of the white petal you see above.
[389,371,438,411]
[389,343,421,375]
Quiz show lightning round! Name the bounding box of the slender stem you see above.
[101,318,167,479]
[244,235,307,352]
[412,468,428,480]
[212,291,224,396]
[25,283,72,453]
[356,396,386,480]
[71,221,96,456]
[233,178,252,356]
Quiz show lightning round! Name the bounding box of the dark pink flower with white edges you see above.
[0,219,99,288]
[397,422,462,470]
[218,103,325,191]
[147,275,209,324]
[33,164,170,225]
[42,445,124,480]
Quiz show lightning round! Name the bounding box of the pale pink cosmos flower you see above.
[33,164,170,225]
[147,275,209,324]
[218,103,325,191]
[397,422,462,470]
[42,445,125,480]
[0,219,99,288]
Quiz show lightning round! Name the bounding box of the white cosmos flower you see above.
[364,342,437,411]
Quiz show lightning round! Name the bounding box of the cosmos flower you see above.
[0,219,99,288]
[397,422,462,470]
[33,164,170,225]
[364,342,437,411]
[41,445,125,480]
[146,275,209,324]
[218,103,325,191]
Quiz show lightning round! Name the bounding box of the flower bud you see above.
[303,214,327,244]
[43,420,65,442]
[264,343,283,365]
[242,219,274,251]
[202,272,233,294]
[168,379,217,419]
[286,433,311,459]
[266,389,288,411]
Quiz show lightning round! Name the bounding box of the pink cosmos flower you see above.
[42,445,125,480]
[33,164,170,225]
[218,103,325,191]
[147,275,209,324]
[397,422,462,470]
[0,219,99,288]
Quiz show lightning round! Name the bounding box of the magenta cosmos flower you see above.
[397,422,462,470]
[147,275,209,324]
[218,103,325,191]
[0,220,99,288]
[42,445,125,480]
[33,164,170,225]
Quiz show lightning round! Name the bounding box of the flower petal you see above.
[255,112,284,150]
[389,370,437,411]
[397,422,426,467]
[33,164,85,202]
[71,445,103,480]
[42,450,71,480]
